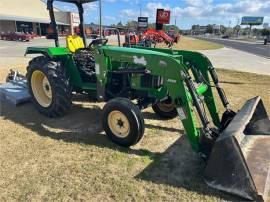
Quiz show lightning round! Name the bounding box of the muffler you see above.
[204,96,270,201]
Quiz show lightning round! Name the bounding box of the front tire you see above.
[152,97,178,119]
[27,56,72,118]
[102,98,145,147]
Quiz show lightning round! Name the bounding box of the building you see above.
[0,0,80,36]
[191,24,221,35]
[191,25,207,35]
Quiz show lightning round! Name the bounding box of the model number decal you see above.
[95,63,100,75]
[167,79,177,83]
[159,60,167,67]
[177,107,187,120]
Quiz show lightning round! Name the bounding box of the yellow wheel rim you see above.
[31,70,52,107]
[108,110,130,138]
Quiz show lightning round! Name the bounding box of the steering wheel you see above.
[89,38,108,48]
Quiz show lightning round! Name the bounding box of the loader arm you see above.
[96,46,216,151]
[97,46,270,201]
[132,46,234,128]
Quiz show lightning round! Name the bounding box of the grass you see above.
[157,36,224,50]
[0,35,268,201]
[107,36,224,50]
[0,62,269,201]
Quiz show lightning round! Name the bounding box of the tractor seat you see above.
[66,35,85,53]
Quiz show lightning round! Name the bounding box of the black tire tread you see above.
[26,56,72,118]
[102,98,145,147]
[152,100,178,119]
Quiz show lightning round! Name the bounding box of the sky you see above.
[54,0,270,29]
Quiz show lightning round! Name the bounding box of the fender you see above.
[25,47,71,58]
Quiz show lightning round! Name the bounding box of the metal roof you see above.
[0,15,70,25]
[0,0,71,25]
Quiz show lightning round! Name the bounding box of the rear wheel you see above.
[27,56,72,117]
[102,98,145,147]
[152,97,177,119]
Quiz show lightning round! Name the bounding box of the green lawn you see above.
[0,68,269,201]
[158,36,224,50]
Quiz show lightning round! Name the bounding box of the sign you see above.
[241,16,264,25]
[213,25,220,30]
[71,13,80,27]
[263,23,269,29]
[157,9,171,24]
[138,17,148,29]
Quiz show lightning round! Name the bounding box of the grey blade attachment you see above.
[204,96,270,201]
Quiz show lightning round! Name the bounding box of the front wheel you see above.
[152,97,178,119]
[102,98,145,147]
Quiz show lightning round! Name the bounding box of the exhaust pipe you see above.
[204,96,270,201]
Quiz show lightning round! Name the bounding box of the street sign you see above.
[241,16,264,25]
[71,13,80,27]
[138,17,148,29]
[157,9,171,24]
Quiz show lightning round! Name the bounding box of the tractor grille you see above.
[141,75,163,88]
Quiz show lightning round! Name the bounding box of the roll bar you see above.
[47,0,98,47]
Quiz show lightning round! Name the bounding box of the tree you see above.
[226,28,234,37]
[234,25,241,36]
[206,24,213,34]
[126,21,138,29]
[220,25,227,35]
[262,29,270,36]
[117,21,123,27]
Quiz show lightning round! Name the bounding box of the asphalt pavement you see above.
[194,36,270,59]
[1,36,269,75]
[0,36,124,67]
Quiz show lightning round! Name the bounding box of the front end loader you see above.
[23,0,270,200]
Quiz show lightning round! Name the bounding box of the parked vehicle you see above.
[167,30,181,43]
[221,35,229,39]
[0,32,32,41]
[263,35,270,45]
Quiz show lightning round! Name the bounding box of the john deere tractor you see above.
[25,0,270,200]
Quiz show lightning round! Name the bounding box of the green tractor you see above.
[25,0,270,200]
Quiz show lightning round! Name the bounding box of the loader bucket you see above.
[204,96,270,201]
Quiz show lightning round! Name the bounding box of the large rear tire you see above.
[152,97,177,119]
[102,98,145,147]
[27,56,72,118]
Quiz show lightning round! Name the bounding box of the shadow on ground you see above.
[0,98,238,201]
[136,135,239,201]
[219,80,270,85]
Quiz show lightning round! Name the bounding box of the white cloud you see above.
[84,2,98,12]
[76,0,270,27]
[171,0,270,24]
[184,0,213,7]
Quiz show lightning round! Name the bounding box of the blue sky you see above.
[55,0,270,29]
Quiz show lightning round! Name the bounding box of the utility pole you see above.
[139,3,142,17]
[99,0,102,38]
[236,18,240,38]
[237,18,240,26]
